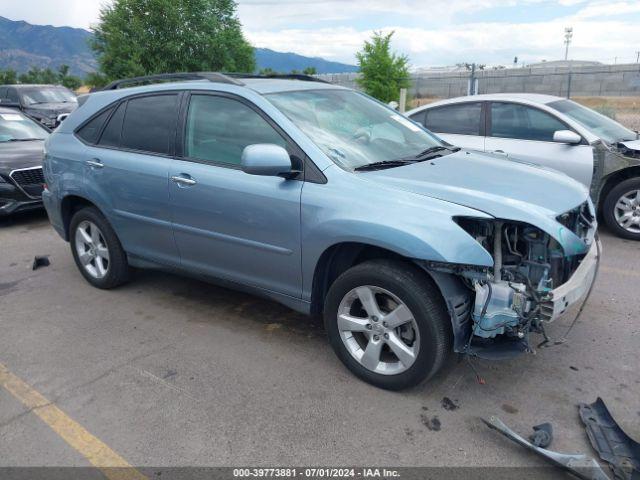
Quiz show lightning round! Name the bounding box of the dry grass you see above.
[573,96,640,131]
[407,95,640,131]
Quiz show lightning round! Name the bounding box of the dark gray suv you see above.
[0,84,78,129]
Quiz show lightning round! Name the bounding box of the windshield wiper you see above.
[354,159,416,171]
[6,138,43,142]
[400,145,460,161]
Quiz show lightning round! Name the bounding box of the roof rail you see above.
[225,73,330,84]
[101,72,244,91]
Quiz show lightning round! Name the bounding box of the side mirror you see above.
[0,99,20,108]
[241,144,292,177]
[553,130,581,145]
[57,113,70,124]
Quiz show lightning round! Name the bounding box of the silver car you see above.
[407,94,640,240]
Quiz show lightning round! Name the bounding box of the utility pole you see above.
[564,27,573,61]
[636,51,640,63]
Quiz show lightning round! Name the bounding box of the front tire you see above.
[69,207,130,289]
[324,259,452,390]
[603,177,640,240]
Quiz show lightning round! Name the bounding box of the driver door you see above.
[169,93,303,298]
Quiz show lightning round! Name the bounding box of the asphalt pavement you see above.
[0,210,638,472]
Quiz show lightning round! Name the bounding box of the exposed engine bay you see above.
[426,202,597,357]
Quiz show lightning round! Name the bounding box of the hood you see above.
[0,140,45,172]
[24,103,77,117]
[620,139,640,152]
[361,150,590,248]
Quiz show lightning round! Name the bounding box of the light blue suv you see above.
[43,73,600,390]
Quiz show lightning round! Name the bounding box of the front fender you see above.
[300,167,494,300]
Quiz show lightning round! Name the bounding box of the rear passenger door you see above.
[484,102,593,186]
[77,93,181,266]
[169,92,303,297]
[412,102,485,151]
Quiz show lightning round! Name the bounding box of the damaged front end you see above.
[426,201,600,359]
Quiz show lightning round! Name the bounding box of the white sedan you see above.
[407,93,640,240]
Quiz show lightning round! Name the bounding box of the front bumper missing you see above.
[541,237,601,322]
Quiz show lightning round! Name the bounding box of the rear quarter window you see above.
[76,107,114,144]
[98,102,126,148]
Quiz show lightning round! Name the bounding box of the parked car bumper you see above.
[42,188,66,238]
[0,182,43,216]
[542,237,601,321]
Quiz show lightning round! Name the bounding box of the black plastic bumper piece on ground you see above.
[579,398,640,480]
[482,416,610,480]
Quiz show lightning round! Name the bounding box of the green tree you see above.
[18,67,59,84]
[84,71,109,89]
[57,65,82,90]
[302,66,317,75]
[258,67,277,75]
[91,0,255,81]
[0,69,18,84]
[355,31,410,103]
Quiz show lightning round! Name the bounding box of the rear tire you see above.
[69,207,130,289]
[324,259,452,390]
[603,177,640,240]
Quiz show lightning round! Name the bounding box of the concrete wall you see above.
[317,63,640,98]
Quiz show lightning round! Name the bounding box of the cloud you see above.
[1,0,639,66]
[1,0,107,29]
[248,18,640,66]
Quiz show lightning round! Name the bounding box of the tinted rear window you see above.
[120,95,178,155]
[77,107,114,144]
[98,102,126,147]
[425,103,482,135]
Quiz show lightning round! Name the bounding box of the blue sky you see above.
[3,0,640,67]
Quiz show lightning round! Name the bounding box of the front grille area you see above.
[10,167,44,187]
[10,167,45,199]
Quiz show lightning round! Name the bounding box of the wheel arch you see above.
[60,194,102,241]
[598,166,640,215]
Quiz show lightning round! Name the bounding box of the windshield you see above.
[20,87,77,106]
[0,112,48,142]
[267,89,444,170]
[549,99,637,144]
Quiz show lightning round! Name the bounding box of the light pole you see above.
[564,27,573,61]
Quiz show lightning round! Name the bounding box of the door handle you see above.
[491,150,508,156]
[85,159,104,168]
[171,175,197,186]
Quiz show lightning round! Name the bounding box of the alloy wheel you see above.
[337,285,420,375]
[75,220,110,279]
[614,189,640,234]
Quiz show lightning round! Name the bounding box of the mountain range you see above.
[0,16,358,77]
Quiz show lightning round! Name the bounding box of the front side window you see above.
[120,95,179,155]
[184,94,286,166]
[548,99,636,144]
[0,111,48,142]
[7,88,20,103]
[267,89,444,170]
[20,87,76,105]
[490,102,567,142]
[425,103,482,135]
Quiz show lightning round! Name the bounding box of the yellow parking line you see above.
[0,363,148,480]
